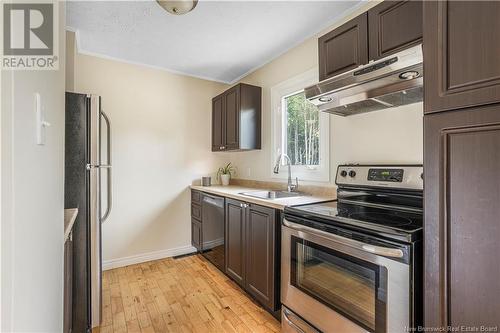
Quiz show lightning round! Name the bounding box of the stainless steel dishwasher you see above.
[201,194,225,271]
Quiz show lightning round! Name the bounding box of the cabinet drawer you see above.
[191,190,202,204]
[191,219,202,251]
[191,203,202,220]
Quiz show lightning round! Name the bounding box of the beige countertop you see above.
[190,184,336,210]
[64,208,78,242]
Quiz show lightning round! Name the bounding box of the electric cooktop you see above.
[284,200,423,243]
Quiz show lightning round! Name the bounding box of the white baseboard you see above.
[102,245,197,270]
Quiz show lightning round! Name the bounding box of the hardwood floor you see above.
[98,254,281,333]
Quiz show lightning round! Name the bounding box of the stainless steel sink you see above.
[239,190,304,200]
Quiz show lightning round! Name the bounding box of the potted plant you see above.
[217,162,235,186]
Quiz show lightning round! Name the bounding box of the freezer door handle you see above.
[100,110,112,223]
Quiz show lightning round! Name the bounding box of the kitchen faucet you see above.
[273,154,299,192]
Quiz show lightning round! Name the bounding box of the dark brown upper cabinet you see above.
[212,83,261,152]
[368,0,422,61]
[318,1,423,81]
[424,1,500,114]
[212,95,224,151]
[318,13,368,81]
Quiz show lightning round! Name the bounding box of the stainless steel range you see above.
[281,165,423,333]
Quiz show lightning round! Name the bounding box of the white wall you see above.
[67,32,230,267]
[230,2,423,185]
[1,3,66,331]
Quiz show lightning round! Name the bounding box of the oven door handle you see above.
[283,219,404,258]
[360,244,404,258]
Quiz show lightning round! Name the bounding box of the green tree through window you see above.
[284,91,320,166]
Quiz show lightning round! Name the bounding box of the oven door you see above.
[282,219,410,333]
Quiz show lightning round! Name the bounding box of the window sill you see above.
[270,169,330,183]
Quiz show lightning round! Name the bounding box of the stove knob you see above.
[340,170,348,177]
[349,170,357,178]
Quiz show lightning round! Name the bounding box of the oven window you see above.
[290,236,387,332]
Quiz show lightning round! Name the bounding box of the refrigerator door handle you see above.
[100,110,112,223]
[88,95,101,329]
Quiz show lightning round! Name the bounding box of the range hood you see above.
[305,45,423,116]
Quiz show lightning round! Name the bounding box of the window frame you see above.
[270,68,330,182]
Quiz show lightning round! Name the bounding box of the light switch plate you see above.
[35,93,50,145]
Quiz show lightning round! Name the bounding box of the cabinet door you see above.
[318,13,368,81]
[224,86,240,150]
[245,204,276,310]
[225,198,245,286]
[424,104,500,329]
[191,203,202,220]
[191,219,202,251]
[368,0,422,61]
[424,1,500,113]
[212,95,225,151]
[63,237,73,333]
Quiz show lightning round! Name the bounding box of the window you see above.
[271,69,329,182]
[283,91,320,166]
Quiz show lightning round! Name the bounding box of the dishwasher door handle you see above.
[202,195,224,208]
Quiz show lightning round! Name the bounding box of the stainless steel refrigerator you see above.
[65,92,112,332]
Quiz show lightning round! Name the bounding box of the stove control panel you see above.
[367,168,404,182]
[336,165,423,190]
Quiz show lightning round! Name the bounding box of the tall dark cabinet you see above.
[212,83,261,152]
[423,1,500,329]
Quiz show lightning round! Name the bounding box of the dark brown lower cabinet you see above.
[424,104,500,328]
[191,218,202,251]
[225,199,246,286]
[191,190,202,251]
[63,234,73,333]
[225,198,279,311]
[245,204,276,310]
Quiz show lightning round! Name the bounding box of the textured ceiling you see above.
[67,1,364,83]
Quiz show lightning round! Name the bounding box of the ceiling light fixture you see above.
[156,0,198,15]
